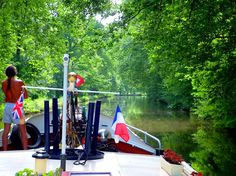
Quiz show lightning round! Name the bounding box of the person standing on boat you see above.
[1,65,28,150]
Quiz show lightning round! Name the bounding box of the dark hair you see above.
[5,65,17,77]
[5,65,17,90]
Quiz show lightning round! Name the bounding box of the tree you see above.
[115,0,235,123]
[0,0,113,99]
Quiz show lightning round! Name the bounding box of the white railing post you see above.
[60,54,69,171]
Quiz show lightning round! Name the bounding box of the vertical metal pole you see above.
[82,106,87,121]
[91,101,101,154]
[61,54,69,171]
[52,98,59,152]
[85,102,95,155]
[44,100,50,153]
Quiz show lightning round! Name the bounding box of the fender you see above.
[10,123,41,149]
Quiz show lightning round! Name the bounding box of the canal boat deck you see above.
[0,149,169,176]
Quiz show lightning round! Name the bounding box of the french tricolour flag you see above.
[112,105,130,143]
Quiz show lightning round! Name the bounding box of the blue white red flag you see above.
[12,93,24,119]
[112,105,130,143]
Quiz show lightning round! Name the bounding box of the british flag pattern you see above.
[12,93,24,119]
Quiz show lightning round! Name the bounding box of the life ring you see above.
[10,123,41,149]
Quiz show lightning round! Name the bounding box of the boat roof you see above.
[0,149,169,176]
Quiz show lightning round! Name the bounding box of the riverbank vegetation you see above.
[0,0,235,175]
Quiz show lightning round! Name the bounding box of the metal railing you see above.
[126,124,162,151]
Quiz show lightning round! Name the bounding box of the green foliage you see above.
[114,0,235,125]
[111,0,196,107]
[24,97,49,114]
[15,167,61,176]
[0,0,113,100]
[15,168,37,176]
[187,0,236,127]
[109,36,150,94]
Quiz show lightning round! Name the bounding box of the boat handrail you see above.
[126,124,161,151]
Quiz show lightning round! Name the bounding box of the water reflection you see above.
[100,96,190,119]
[191,127,236,176]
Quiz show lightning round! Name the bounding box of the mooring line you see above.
[22,86,63,91]
[22,86,120,95]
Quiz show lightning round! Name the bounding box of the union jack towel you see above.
[12,93,24,119]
